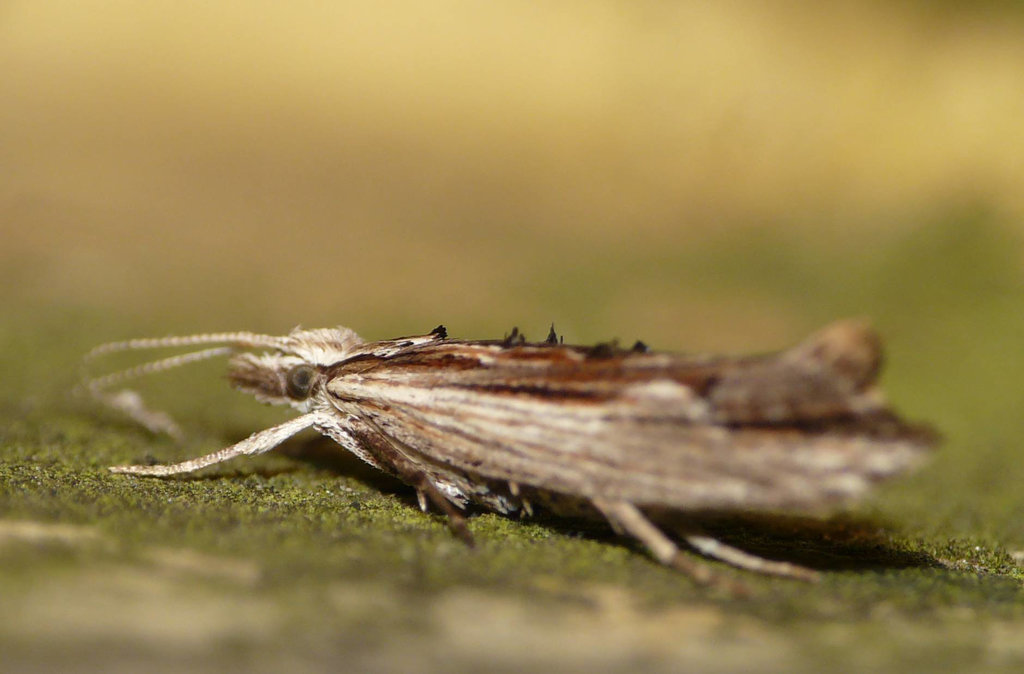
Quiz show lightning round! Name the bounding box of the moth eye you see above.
[285,364,316,400]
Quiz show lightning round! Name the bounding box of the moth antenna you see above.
[81,347,242,440]
[84,346,235,393]
[82,332,288,440]
[83,331,288,362]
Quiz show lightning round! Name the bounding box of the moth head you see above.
[227,354,322,409]
[83,326,365,415]
[226,327,364,409]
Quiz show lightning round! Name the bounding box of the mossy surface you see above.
[3,220,1024,673]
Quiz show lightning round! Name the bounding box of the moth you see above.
[83,320,935,583]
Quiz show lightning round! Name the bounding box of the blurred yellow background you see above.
[2,1,1022,347]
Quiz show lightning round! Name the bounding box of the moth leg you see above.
[680,529,820,582]
[108,413,317,476]
[95,389,185,441]
[591,498,717,584]
[345,413,475,546]
[411,477,475,547]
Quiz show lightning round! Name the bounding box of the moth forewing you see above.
[86,320,935,583]
[321,321,929,510]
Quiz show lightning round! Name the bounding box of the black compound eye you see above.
[285,364,316,400]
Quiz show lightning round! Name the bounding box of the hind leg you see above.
[592,499,819,583]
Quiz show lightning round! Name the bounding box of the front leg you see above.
[339,412,475,546]
[109,413,318,476]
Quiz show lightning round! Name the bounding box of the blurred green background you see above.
[2,2,1024,672]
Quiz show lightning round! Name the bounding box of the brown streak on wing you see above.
[322,321,935,512]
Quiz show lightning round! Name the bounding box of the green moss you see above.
[4,218,1024,672]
